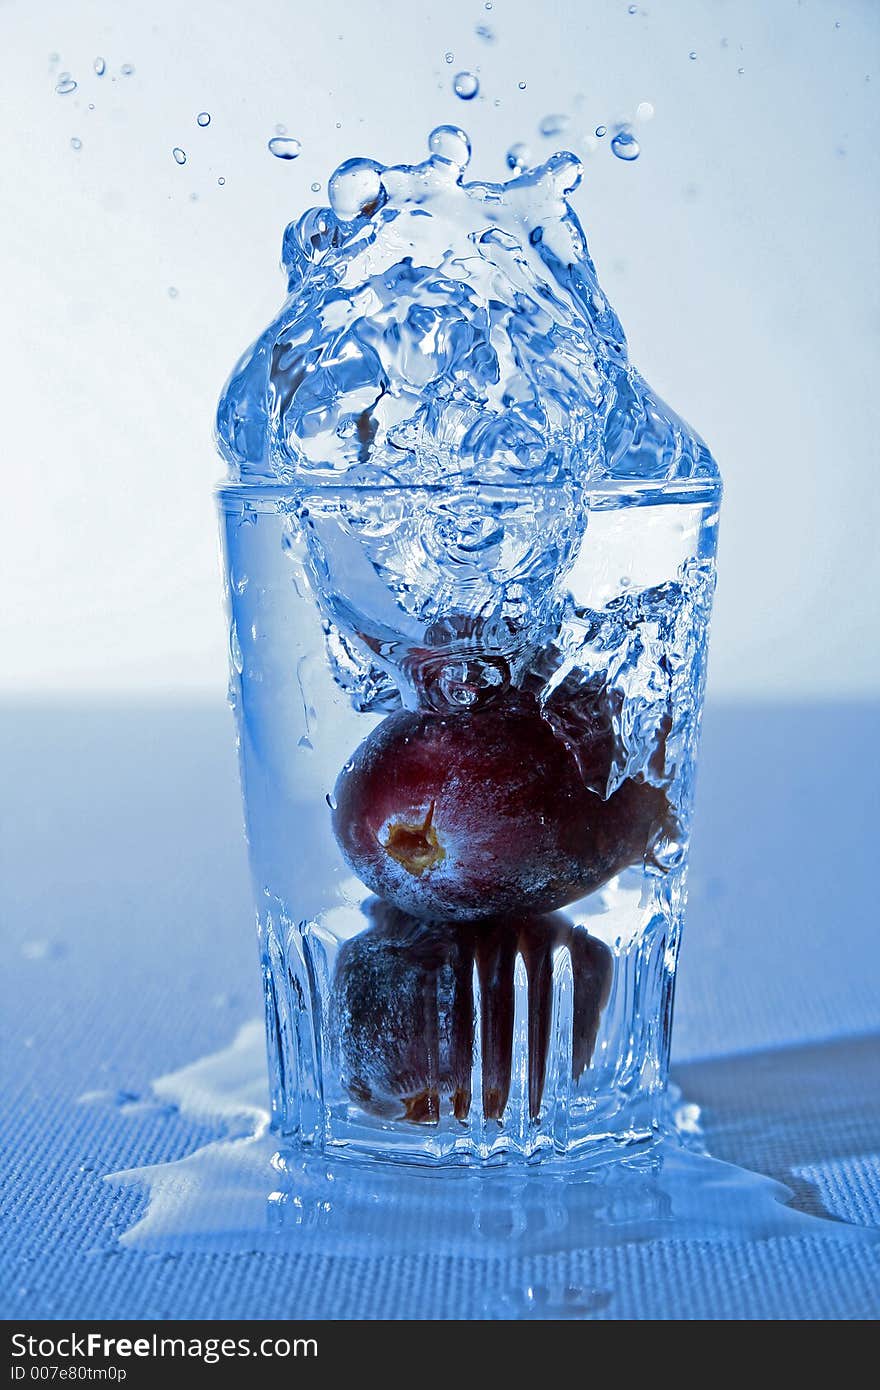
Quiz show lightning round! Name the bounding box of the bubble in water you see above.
[505,141,531,172]
[93,56,106,76]
[428,124,472,170]
[517,80,527,91]
[453,71,479,100]
[445,51,454,64]
[610,129,640,161]
[539,113,568,138]
[476,24,494,41]
[55,76,77,95]
[595,125,607,137]
[121,63,135,76]
[197,111,211,127]
[70,137,82,150]
[172,146,187,165]
[328,158,383,219]
[268,136,301,160]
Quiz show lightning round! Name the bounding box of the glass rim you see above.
[216,474,722,503]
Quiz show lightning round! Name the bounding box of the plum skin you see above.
[331,900,614,1123]
[331,696,671,922]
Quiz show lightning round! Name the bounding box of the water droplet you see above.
[268,136,301,160]
[297,735,313,751]
[325,792,337,811]
[88,103,95,110]
[476,24,494,41]
[310,181,321,192]
[485,2,493,9]
[506,141,531,173]
[328,158,383,219]
[217,176,226,185]
[595,125,607,138]
[168,287,178,299]
[610,129,640,161]
[70,137,82,151]
[539,112,568,137]
[688,51,697,61]
[197,111,211,127]
[428,124,472,169]
[93,56,106,76]
[55,76,77,95]
[121,63,135,76]
[444,51,455,65]
[636,100,654,121]
[737,67,745,75]
[517,80,527,91]
[453,71,479,101]
[628,3,638,12]
[172,146,187,165]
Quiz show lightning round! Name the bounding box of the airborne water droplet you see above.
[505,141,531,173]
[93,57,106,76]
[70,137,82,150]
[172,147,187,165]
[217,176,226,185]
[610,129,640,161]
[268,136,301,160]
[595,125,607,137]
[55,76,77,95]
[444,51,455,65]
[453,71,480,101]
[311,181,321,192]
[168,287,178,299]
[328,158,383,219]
[689,51,697,61]
[428,124,472,169]
[539,113,569,138]
[197,111,211,127]
[121,63,135,76]
[517,80,527,91]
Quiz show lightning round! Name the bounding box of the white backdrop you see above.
[3,0,878,697]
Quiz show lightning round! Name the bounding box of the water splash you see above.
[217,131,715,491]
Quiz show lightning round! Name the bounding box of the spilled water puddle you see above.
[100,1021,874,1290]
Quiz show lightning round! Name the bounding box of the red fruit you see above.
[331,902,614,1124]
[331,695,671,922]
[331,901,474,1123]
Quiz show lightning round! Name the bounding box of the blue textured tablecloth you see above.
[2,701,878,1319]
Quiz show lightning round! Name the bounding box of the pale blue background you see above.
[2,0,879,698]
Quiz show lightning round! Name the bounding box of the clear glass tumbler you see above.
[218,474,719,1164]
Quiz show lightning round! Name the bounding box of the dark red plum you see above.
[331,902,614,1124]
[331,695,672,922]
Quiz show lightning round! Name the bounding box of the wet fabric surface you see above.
[2,700,878,1319]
